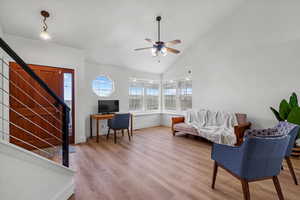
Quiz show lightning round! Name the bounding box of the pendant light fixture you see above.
[40,10,51,40]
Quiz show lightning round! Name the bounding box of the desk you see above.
[90,114,133,143]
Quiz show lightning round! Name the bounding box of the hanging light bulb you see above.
[40,30,51,40]
[40,10,51,40]
[151,47,158,57]
[161,47,168,56]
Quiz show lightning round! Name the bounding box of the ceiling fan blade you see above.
[166,47,180,54]
[145,38,155,44]
[165,40,181,46]
[134,47,153,51]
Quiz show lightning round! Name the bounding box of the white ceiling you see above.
[0,0,243,73]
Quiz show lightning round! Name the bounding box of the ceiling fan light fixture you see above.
[161,47,168,56]
[151,48,158,57]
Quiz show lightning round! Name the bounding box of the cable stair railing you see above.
[0,37,70,167]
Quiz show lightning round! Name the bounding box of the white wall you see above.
[133,113,161,130]
[0,23,3,37]
[0,140,74,200]
[0,54,10,141]
[4,34,87,143]
[84,62,161,136]
[163,0,300,128]
[0,23,10,141]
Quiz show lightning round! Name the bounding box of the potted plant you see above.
[270,92,300,157]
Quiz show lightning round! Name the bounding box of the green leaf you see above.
[289,92,299,108]
[270,107,284,121]
[279,99,291,120]
[287,107,300,125]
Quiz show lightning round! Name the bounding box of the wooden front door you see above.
[9,63,74,150]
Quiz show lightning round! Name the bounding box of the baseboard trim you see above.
[51,179,74,200]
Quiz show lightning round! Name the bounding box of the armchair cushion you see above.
[275,122,300,156]
[244,122,299,157]
[276,121,297,136]
[244,128,281,138]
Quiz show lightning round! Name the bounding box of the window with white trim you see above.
[178,79,192,111]
[163,81,177,111]
[163,79,192,111]
[129,81,144,111]
[92,75,114,97]
[145,82,160,110]
[129,79,160,112]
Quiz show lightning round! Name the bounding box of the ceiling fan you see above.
[134,16,181,57]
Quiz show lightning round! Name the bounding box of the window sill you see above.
[129,111,186,116]
[130,111,161,116]
[161,111,185,116]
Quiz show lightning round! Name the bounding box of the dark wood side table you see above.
[90,113,133,143]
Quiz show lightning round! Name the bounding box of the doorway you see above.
[9,63,75,150]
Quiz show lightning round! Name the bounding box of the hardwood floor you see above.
[69,126,300,200]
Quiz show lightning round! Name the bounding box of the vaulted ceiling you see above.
[0,0,243,73]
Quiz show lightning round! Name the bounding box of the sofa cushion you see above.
[174,123,198,135]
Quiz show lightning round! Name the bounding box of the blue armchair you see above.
[275,122,300,185]
[107,113,131,144]
[211,136,290,200]
[245,122,300,185]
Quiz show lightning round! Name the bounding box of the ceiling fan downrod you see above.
[156,16,161,42]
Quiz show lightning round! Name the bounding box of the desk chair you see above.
[107,113,131,144]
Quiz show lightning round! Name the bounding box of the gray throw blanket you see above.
[186,109,238,145]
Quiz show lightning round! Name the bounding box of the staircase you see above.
[0,38,74,200]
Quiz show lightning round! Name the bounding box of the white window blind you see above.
[145,83,159,111]
[178,79,192,111]
[129,81,144,111]
[163,82,177,111]
[129,79,160,112]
